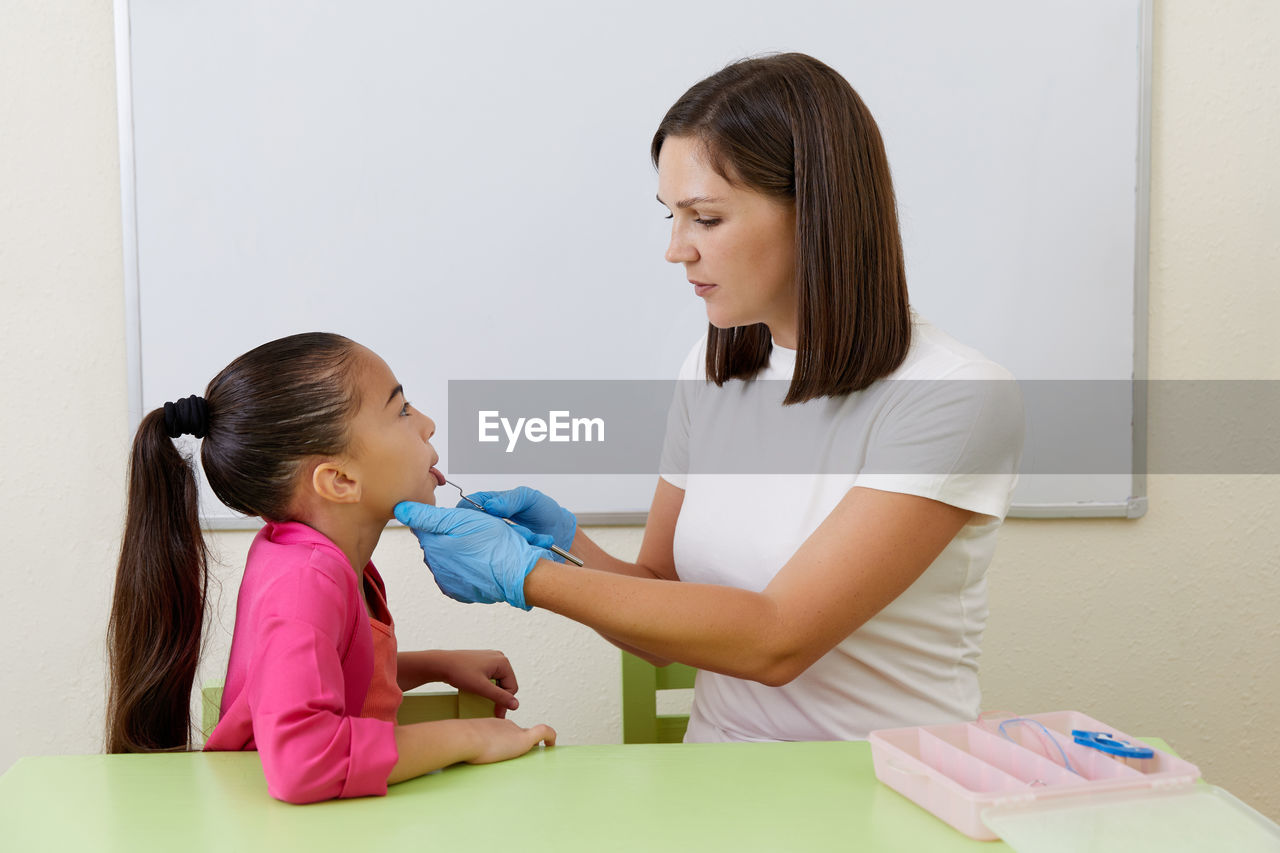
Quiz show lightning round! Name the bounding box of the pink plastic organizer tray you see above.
[868,711,1201,841]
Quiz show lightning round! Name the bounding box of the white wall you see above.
[1,0,1276,821]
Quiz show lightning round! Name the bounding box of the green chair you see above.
[201,684,495,741]
[620,651,697,744]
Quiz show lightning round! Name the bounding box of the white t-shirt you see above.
[659,314,1024,742]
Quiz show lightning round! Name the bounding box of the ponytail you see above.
[106,409,209,753]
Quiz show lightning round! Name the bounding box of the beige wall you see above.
[1,1,129,758]
[2,0,1276,821]
[979,2,1280,819]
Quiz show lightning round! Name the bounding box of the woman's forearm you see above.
[568,529,673,580]
[563,532,679,664]
[523,560,798,684]
[562,477,684,583]
[598,631,674,667]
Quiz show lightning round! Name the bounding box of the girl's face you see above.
[343,347,443,521]
[657,135,799,347]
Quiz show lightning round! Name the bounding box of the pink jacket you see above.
[204,521,399,803]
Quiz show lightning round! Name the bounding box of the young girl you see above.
[106,332,555,803]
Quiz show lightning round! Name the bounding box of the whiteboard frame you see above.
[113,0,1152,527]
[1008,0,1152,522]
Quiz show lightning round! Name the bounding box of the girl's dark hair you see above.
[652,53,911,402]
[106,332,363,754]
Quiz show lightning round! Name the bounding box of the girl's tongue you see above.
[429,466,446,487]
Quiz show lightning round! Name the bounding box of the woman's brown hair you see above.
[652,53,911,403]
[105,332,362,753]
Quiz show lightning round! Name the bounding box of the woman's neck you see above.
[766,313,799,349]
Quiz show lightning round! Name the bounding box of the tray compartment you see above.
[1017,710,1201,777]
[916,729,1029,794]
[926,722,1089,788]
[982,716,1145,781]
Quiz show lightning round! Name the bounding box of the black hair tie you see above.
[163,395,210,439]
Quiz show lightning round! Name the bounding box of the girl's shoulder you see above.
[241,521,362,623]
[251,519,352,571]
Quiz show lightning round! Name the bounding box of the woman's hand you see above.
[431,649,520,718]
[460,486,577,552]
[394,502,554,610]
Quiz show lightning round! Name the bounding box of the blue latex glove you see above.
[394,502,555,611]
[456,486,577,553]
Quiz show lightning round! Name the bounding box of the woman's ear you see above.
[311,459,362,505]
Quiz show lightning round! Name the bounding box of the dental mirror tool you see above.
[443,477,585,567]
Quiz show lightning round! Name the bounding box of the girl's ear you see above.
[311,459,361,505]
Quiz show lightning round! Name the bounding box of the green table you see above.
[0,741,1052,851]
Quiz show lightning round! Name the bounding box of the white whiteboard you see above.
[116,0,1151,524]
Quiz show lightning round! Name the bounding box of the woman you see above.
[397,53,1023,742]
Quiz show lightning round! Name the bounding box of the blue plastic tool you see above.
[1070,729,1155,759]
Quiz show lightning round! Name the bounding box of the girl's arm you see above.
[396,649,521,716]
[235,560,553,803]
[525,486,972,686]
[387,717,555,784]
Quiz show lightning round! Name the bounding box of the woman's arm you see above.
[570,478,684,665]
[525,486,972,686]
[567,478,684,582]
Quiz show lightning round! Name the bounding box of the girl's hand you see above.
[434,649,520,718]
[389,716,556,783]
[464,717,557,765]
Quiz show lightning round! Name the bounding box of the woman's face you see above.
[657,136,798,347]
